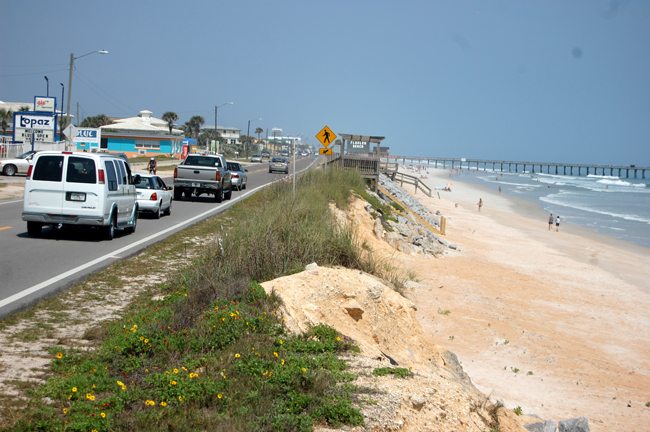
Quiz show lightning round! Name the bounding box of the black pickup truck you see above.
[173,154,232,202]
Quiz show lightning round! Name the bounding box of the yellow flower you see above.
[72,387,77,393]
[279,340,283,345]
[86,393,92,399]
[251,347,254,350]
[281,359,285,365]
[145,369,149,373]
[101,412,106,418]
[235,353,240,358]
[263,371,268,376]
[302,368,306,372]
[120,384,126,390]
[181,366,187,371]
[165,371,170,375]
[337,337,341,341]
[161,401,167,407]
[184,293,187,296]
[178,396,183,401]
[274,352,278,357]
[140,336,144,341]
[92,430,98,432]
[144,339,149,343]
[117,380,124,386]
[145,400,155,406]
[218,394,223,399]
[170,380,177,386]
[173,368,178,374]
[230,313,234,317]
[62,408,68,414]
[68,395,72,400]
[56,352,63,359]
[92,384,96,389]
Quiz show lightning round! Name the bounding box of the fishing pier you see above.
[386,156,649,179]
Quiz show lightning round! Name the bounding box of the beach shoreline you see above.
[388,167,650,430]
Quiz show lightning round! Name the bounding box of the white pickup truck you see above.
[173,154,232,202]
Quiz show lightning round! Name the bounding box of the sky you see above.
[2,0,649,166]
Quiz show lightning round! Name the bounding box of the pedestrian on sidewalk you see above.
[548,213,553,230]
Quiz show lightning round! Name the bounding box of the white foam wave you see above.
[587,174,620,179]
[596,179,646,188]
[539,195,650,224]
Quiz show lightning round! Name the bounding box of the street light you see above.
[66,50,109,129]
[44,76,49,96]
[214,102,233,153]
[247,118,261,157]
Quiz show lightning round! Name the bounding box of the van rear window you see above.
[33,156,64,182]
[66,157,96,184]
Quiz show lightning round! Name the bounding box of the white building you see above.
[202,125,241,145]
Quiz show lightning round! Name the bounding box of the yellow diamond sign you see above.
[316,126,336,147]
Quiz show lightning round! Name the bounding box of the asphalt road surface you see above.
[0,155,319,318]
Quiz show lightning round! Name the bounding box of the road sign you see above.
[316,126,336,147]
[63,125,78,139]
[319,148,332,155]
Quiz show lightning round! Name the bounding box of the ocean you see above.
[450,168,650,248]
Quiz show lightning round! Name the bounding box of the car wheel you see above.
[174,189,183,201]
[269,169,272,173]
[3,164,17,176]
[125,209,138,233]
[27,221,42,237]
[164,200,172,216]
[215,188,223,203]
[154,202,161,219]
[225,186,233,200]
[103,213,116,240]
[184,190,192,199]
[242,182,246,190]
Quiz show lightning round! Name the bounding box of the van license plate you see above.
[67,192,86,202]
[192,183,201,187]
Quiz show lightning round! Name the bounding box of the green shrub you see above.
[372,367,413,379]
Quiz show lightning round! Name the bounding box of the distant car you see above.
[300,151,308,156]
[136,174,173,218]
[227,161,248,190]
[0,150,39,176]
[261,151,270,159]
[269,157,289,174]
[281,151,290,157]
[251,154,263,163]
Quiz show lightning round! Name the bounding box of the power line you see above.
[72,72,132,116]
[73,68,137,113]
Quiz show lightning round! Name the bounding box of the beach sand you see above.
[395,167,650,431]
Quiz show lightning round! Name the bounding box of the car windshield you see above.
[252,154,261,158]
[135,177,155,189]
[16,151,34,159]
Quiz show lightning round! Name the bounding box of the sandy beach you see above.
[390,167,650,430]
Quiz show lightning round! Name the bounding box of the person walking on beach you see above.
[548,213,553,230]
[477,198,483,212]
[556,215,561,232]
[499,186,502,193]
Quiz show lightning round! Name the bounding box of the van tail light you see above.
[27,165,33,179]
[174,167,178,178]
[98,169,105,184]
[216,171,221,182]
[62,151,73,154]
[150,193,158,201]
[232,173,239,178]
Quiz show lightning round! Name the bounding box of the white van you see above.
[22,151,141,240]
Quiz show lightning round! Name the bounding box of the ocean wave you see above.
[587,174,620,179]
[596,179,646,187]
[539,195,650,224]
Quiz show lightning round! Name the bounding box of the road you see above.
[0,155,318,318]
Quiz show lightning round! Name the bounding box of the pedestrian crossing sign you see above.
[319,148,332,155]
[316,126,336,147]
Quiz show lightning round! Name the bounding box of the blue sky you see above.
[2,1,649,166]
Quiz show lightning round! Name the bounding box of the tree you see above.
[18,106,29,112]
[80,114,113,128]
[255,127,263,140]
[0,108,13,137]
[162,111,179,135]
[187,116,205,139]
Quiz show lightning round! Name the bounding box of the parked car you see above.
[173,154,232,202]
[227,161,248,190]
[0,150,39,176]
[261,151,271,159]
[136,173,173,218]
[251,154,263,163]
[281,151,290,157]
[22,151,141,240]
[269,157,289,174]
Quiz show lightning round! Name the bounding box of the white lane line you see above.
[0,199,22,206]
[0,158,319,310]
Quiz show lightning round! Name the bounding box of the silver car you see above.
[269,157,289,174]
[0,150,38,176]
[251,154,263,163]
[227,161,248,190]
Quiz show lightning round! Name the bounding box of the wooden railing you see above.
[385,171,432,197]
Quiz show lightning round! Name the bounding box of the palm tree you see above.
[162,111,179,134]
[255,127,263,140]
[188,116,205,139]
[80,114,112,128]
[0,108,13,137]
[18,106,29,112]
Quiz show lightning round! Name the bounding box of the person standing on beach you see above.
[548,214,553,230]
[556,215,561,232]
[477,199,483,212]
[499,186,502,193]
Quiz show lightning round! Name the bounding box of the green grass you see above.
[372,367,413,379]
[2,167,408,432]
[130,155,176,163]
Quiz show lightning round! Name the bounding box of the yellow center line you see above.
[0,226,12,231]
